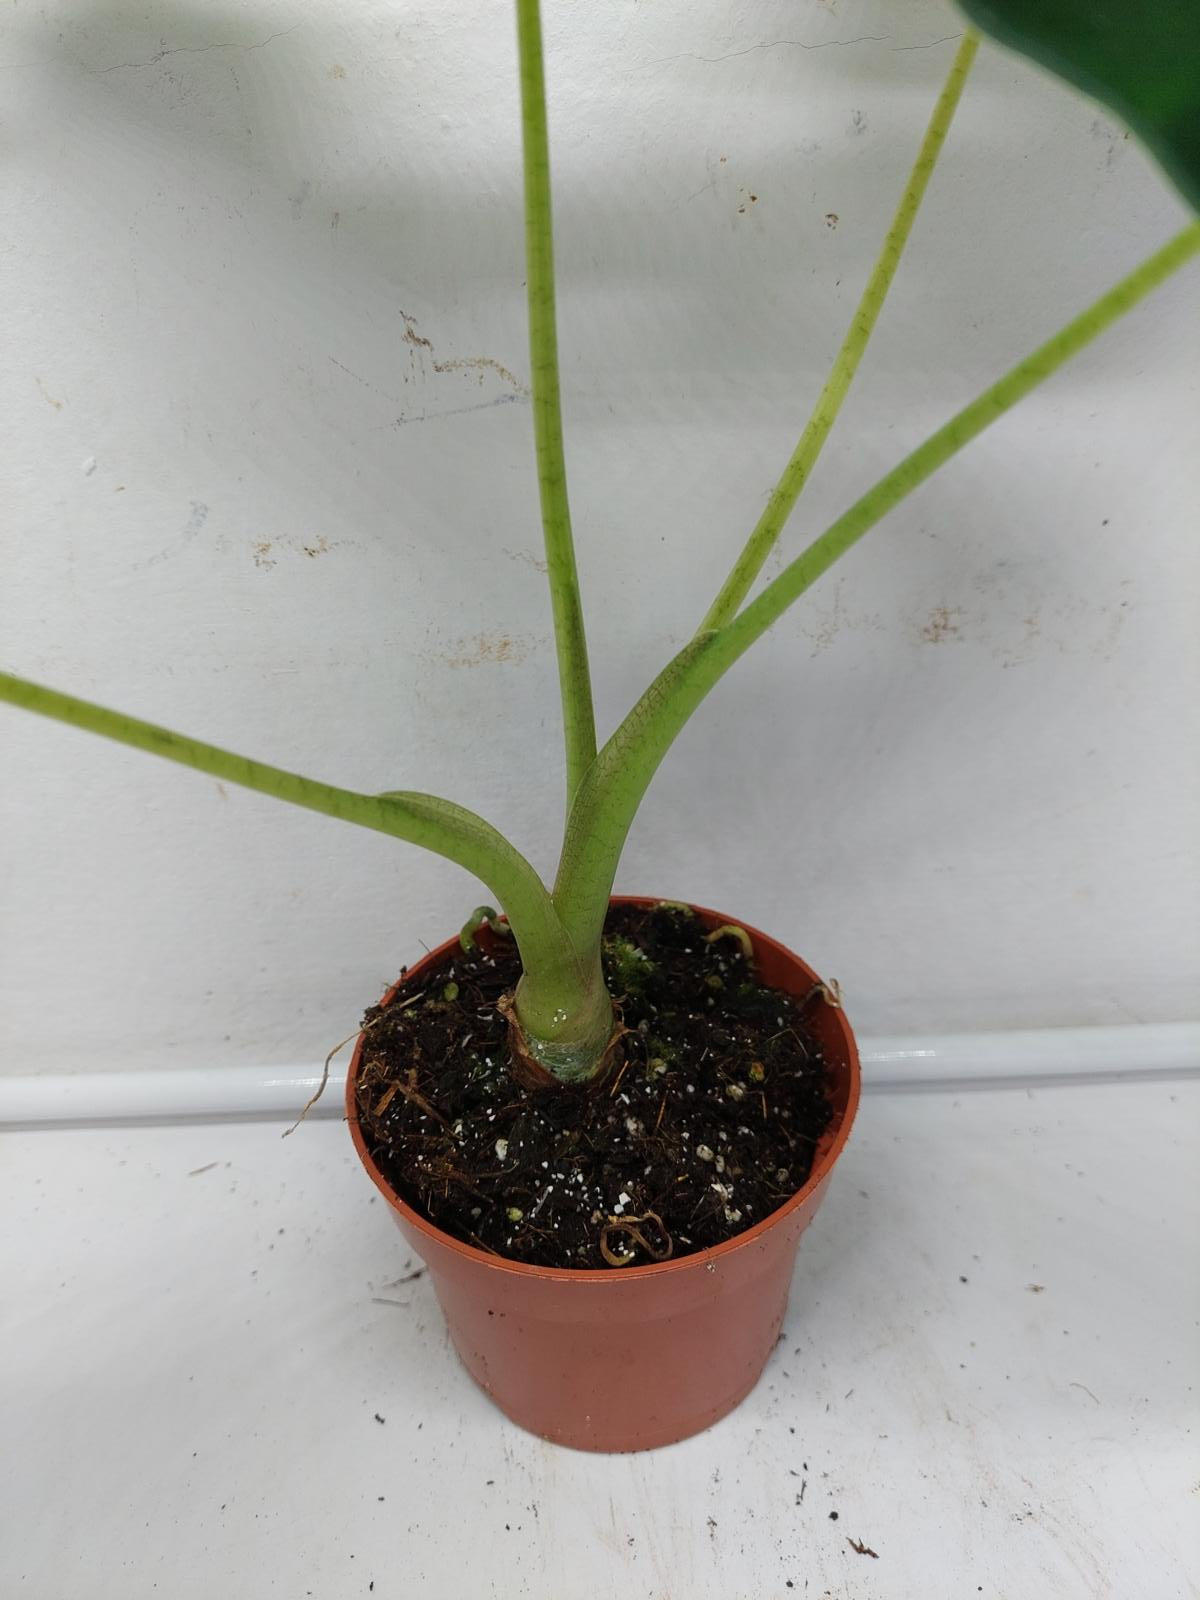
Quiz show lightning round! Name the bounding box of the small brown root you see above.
[391,1068,452,1131]
[765,1025,811,1058]
[414,1159,486,1198]
[599,1211,674,1267]
[283,1024,369,1138]
[373,1082,400,1118]
[466,1231,502,1256]
[608,1057,632,1098]
[799,978,842,1011]
[286,989,431,1138]
[847,1538,878,1559]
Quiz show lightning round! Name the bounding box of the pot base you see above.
[457,1333,778,1453]
[441,1255,797,1452]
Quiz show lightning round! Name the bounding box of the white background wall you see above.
[2,0,1197,1075]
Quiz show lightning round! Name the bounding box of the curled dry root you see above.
[599,1211,674,1267]
[799,978,842,1011]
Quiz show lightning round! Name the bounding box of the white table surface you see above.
[3,1079,1197,1599]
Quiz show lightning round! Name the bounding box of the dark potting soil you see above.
[356,903,834,1269]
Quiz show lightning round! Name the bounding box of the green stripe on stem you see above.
[516,0,598,805]
[700,32,980,632]
[0,669,601,1050]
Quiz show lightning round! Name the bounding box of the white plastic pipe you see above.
[0,1023,1195,1129]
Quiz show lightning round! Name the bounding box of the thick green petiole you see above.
[554,224,1200,954]
[0,670,611,1075]
[511,950,614,1084]
[516,0,598,806]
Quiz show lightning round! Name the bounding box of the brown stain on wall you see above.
[800,580,883,656]
[401,313,525,392]
[805,585,847,655]
[437,353,525,387]
[251,535,337,568]
[504,547,549,575]
[921,605,963,644]
[443,633,533,668]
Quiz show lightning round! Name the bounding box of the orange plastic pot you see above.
[346,896,860,1452]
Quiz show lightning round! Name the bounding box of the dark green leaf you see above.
[957,0,1200,210]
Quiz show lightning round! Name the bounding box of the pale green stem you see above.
[555,224,1200,953]
[0,670,605,1054]
[700,31,979,632]
[516,0,598,804]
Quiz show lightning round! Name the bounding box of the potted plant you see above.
[2,1,1197,1450]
